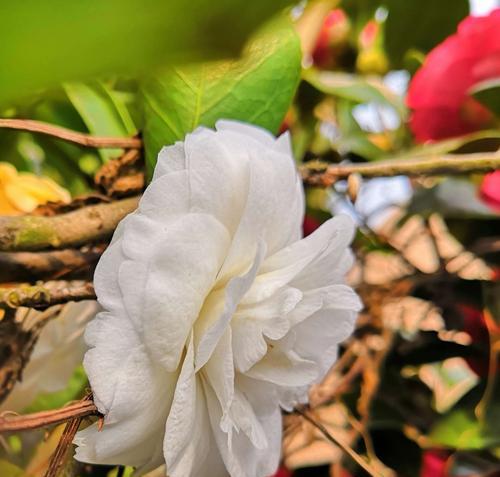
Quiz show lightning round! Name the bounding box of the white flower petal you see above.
[77,121,360,477]
[141,213,231,371]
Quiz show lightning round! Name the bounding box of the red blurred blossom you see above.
[407,9,500,142]
[359,20,379,49]
[303,214,321,236]
[420,449,450,477]
[460,304,491,377]
[312,8,349,67]
[269,466,292,477]
[479,169,500,210]
[407,10,500,212]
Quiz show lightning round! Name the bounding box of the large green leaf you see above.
[384,0,469,67]
[0,0,294,104]
[142,17,301,174]
[64,81,137,161]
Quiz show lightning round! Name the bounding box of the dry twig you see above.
[0,399,98,433]
[43,394,94,477]
[0,118,141,149]
[301,150,500,186]
[0,246,104,282]
[0,281,95,309]
[295,407,384,477]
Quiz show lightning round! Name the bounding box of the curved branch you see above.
[0,399,98,432]
[300,151,500,187]
[0,118,142,149]
[0,281,95,309]
[0,196,139,252]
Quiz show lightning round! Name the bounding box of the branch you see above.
[0,118,142,149]
[0,399,98,432]
[300,150,500,187]
[0,196,139,251]
[0,246,104,282]
[295,408,384,477]
[0,281,95,309]
[44,394,94,477]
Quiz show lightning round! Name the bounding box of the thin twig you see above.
[0,196,139,252]
[44,394,94,477]
[0,281,95,309]
[0,118,141,149]
[300,150,500,186]
[0,246,104,282]
[295,407,384,477]
[0,399,98,433]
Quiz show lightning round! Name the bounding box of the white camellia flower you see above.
[74,121,361,477]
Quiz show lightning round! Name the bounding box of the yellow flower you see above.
[0,162,70,215]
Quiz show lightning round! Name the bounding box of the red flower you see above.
[407,10,500,212]
[312,9,350,68]
[420,449,450,477]
[269,466,292,477]
[479,169,500,210]
[407,9,500,142]
[460,304,491,377]
[303,214,321,236]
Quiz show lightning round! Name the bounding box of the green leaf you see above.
[303,69,407,118]
[384,0,469,67]
[142,17,301,174]
[64,81,137,161]
[0,460,23,477]
[0,0,294,104]
[429,407,500,450]
[470,78,500,118]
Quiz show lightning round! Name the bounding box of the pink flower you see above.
[407,9,500,142]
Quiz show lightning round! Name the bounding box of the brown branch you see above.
[0,196,139,252]
[0,307,57,404]
[0,246,104,282]
[95,149,145,198]
[0,118,141,149]
[0,399,98,433]
[44,394,94,477]
[0,281,95,309]
[300,150,500,187]
[295,408,384,477]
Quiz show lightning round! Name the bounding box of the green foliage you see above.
[0,0,294,104]
[23,366,88,413]
[471,78,500,118]
[0,460,23,477]
[429,407,500,450]
[141,17,301,175]
[64,81,137,161]
[384,0,469,67]
[303,69,406,117]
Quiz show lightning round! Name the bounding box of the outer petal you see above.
[74,313,177,469]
